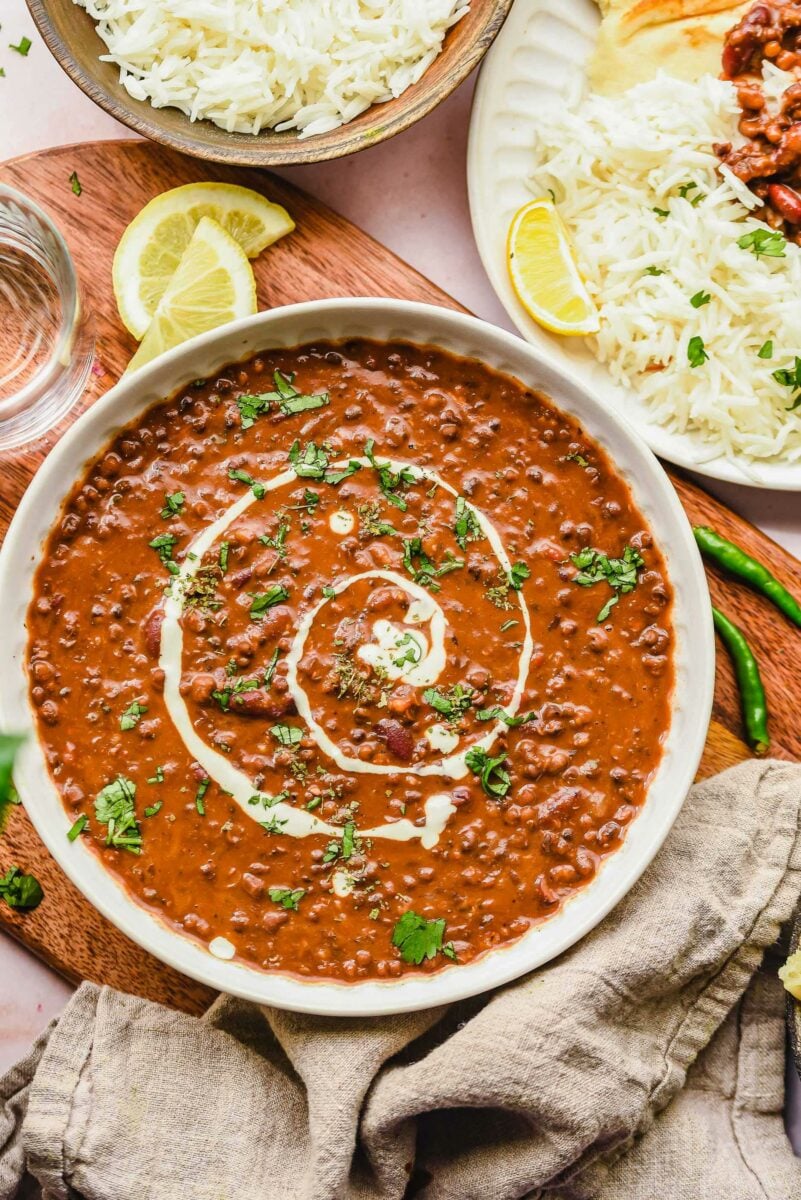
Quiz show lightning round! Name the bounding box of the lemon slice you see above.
[507,198,600,336]
[114,182,293,339]
[126,217,257,373]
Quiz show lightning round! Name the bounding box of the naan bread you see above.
[589,0,751,95]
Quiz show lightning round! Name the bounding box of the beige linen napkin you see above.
[2,759,801,1200]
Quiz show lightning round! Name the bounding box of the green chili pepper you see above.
[694,525,801,628]
[712,607,769,756]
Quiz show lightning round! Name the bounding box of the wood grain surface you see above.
[0,140,797,1016]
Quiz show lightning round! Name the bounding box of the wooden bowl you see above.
[27,0,513,167]
[788,907,801,1080]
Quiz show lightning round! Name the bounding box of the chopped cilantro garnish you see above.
[393,631,423,668]
[644,266,665,277]
[322,584,336,599]
[249,586,289,618]
[0,733,23,831]
[758,340,774,360]
[143,800,162,818]
[465,746,511,798]
[67,813,88,841]
[261,815,288,835]
[120,700,147,731]
[570,544,645,622]
[9,37,32,56]
[160,491,185,519]
[228,468,265,499]
[566,452,590,467]
[248,790,289,808]
[305,796,322,811]
[402,537,462,591]
[499,619,518,632]
[772,357,801,409]
[678,181,705,206]
[69,170,82,196]
[288,440,361,485]
[687,336,709,369]
[323,820,360,863]
[0,866,43,910]
[653,206,670,218]
[147,766,165,784]
[508,561,530,590]
[219,541,229,573]
[195,778,209,815]
[270,723,303,747]
[364,439,416,511]
[423,683,473,721]
[454,496,483,551]
[690,290,711,309]
[95,776,141,853]
[475,706,534,727]
[259,518,290,557]
[737,227,786,259]
[391,910,454,964]
[268,886,305,910]
[262,648,280,688]
[237,371,329,428]
[148,532,179,574]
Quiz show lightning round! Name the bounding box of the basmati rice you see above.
[76,0,469,138]
[530,69,801,464]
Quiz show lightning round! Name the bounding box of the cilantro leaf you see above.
[364,439,416,510]
[148,532,180,575]
[422,684,473,721]
[772,357,801,411]
[465,746,511,799]
[288,440,361,485]
[120,700,147,731]
[94,776,142,853]
[67,813,88,841]
[690,290,711,309]
[268,886,305,910]
[160,491,185,519]
[454,496,483,551]
[323,820,360,864]
[249,586,289,618]
[570,544,645,622]
[687,336,709,368]
[0,733,24,830]
[737,227,786,259]
[758,340,773,360]
[270,723,303,747]
[0,866,43,910]
[508,561,530,590]
[402,537,462,591]
[391,910,453,965]
[228,468,265,499]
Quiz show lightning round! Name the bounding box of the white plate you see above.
[468,0,801,490]
[0,298,714,1016]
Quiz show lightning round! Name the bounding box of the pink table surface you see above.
[1,0,799,1156]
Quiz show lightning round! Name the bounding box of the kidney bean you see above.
[767,182,801,224]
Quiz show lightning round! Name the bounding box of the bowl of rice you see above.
[28,0,512,166]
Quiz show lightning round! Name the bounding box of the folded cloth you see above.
[2,760,801,1200]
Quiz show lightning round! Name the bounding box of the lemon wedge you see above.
[114,182,293,339]
[507,198,599,336]
[126,217,257,373]
[780,948,801,1000]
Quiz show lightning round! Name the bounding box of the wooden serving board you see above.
[0,141,797,1016]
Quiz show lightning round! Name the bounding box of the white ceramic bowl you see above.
[0,299,715,1016]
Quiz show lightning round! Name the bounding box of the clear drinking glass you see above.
[0,185,94,451]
